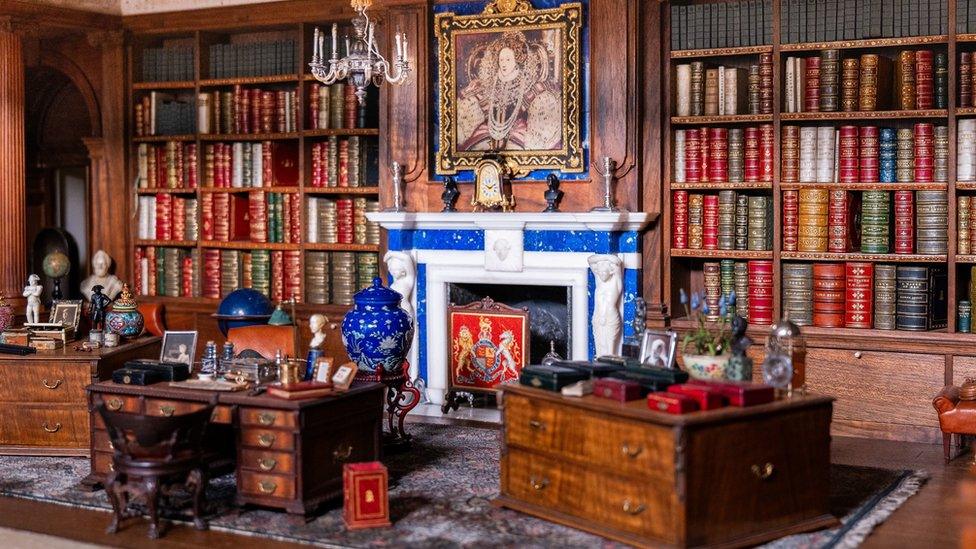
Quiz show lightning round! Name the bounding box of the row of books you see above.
[134,247,199,298]
[309,136,376,188]
[784,189,948,254]
[956,196,976,254]
[201,191,302,244]
[208,40,296,79]
[196,87,299,135]
[137,142,199,189]
[202,141,299,188]
[780,0,947,44]
[781,262,947,331]
[958,0,976,33]
[202,249,301,302]
[674,56,773,116]
[673,125,774,183]
[308,83,367,130]
[137,195,199,242]
[668,0,772,51]
[783,50,946,113]
[306,197,380,246]
[672,192,773,251]
[958,120,976,181]
[701,260,773,325]
[141,45,194,83]
[782,124,948,184]
[135,92,195,137]
[305,252,379,306]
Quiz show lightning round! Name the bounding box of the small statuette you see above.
[309,313,330,349]
[441,176,460,212]
[23,274,43,325]
[384,161,406,213]
[87,284,111,332]
[591,156,625,213]
[725,313,754,382]
[542,173,563,213]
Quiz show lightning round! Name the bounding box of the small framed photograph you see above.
[49,300,83,331]
[313,356,335,384]
[332,361,359,391]
[639,329,678,369]
[160,331,198,367]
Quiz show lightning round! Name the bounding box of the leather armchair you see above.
[227,325,298,360]
[933,385,976,462]
[137,303,166,337]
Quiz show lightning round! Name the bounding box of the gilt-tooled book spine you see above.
[748,195,772,251]
[959,196,972,255]
[720,260,735,302]
[744,126,760,182]
[892,190,914,255]
[799,126,818,182]
[816,126,836,183]
[703,194,720,250]
[735,194,750,250]
[874,264,896,330]
[879,127,897,182]
[915,50,934,110]
[674,130,686,183]
[818,49,840,112]
[858,126,878,183]
[688,193,704,249]
[934,125,949,183]
[725,67,748,115]
[934,52,948,109]
[748,260,774,325]
[914,123,934,183]
[718,190,736,251]
[728,128,744,182]
[782,262,813,325]
[841,58,860,112]
[805,56,821,113]
[708,127,729,182]
[759,53,774,114]
[860,190,890,254]
[916,190,948,255]
[734,261,750,319]
[676,64,691,117]
[798,188,829,252]
[685,128,702,183]
[837,125,859,183]
[813,262,846,328]
[748,64,761,114]
[786,57,798,113]
[828,189,850,253]
[895,50,916,111]
[845,262,874,328]
[896,265,930,331]
[959,120,976,182]
[783,190,800,251]
[703,262,722,322]
[895,128,914,183]
[781,125,800,182]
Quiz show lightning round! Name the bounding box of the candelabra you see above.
[308,0,410,106]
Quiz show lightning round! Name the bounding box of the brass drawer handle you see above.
[621,443,643,458]
[258,458,277,472]
[257,412,276,426]
[42,379,62,390]
[528,420,546,431]
[42,422,62,433]
[159,405,176,417]
[106,397,123,411]
[258,480,277,494]
[751,462,775,481]
[622,499,646,515]
[333,444,353,462]
[529,476,549,490]
[257,433,276,448]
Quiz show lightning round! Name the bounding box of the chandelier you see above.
[309,0,410,106]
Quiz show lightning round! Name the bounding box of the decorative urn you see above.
[212,288,275,336]
[105,284,145,339]
[341,277,414,375]
[0,293,13,333]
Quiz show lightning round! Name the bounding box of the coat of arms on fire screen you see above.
[448,297,529,398]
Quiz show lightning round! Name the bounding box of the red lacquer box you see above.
[647,391,700,414]
[593,377,644,402]
[687,379,776,407]
[667,383,728,410]
[343,462,391,529]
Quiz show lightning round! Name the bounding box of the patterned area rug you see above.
[0,423,927,548]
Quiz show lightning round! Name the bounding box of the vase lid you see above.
[354,277,402,308]
[112,284,138,311]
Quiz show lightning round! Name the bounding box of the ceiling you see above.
[33,0,290,16]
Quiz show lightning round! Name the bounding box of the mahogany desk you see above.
[85,380,385,515]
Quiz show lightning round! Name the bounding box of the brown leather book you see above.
[894,50,916,111]
[704,68,720,116]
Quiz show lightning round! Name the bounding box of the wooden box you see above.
[343,462,391,529]
[497,384,836,548]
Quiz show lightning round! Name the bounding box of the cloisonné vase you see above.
[341,278,414,375]
[105,283,144,339]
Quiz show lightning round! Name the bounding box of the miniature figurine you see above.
[385,251,416,322]
[309,313,329,349]
[23,274,43,324]
[726,310,754,382]
[542,173,564,212]
[589,255,623,358]
[81,250,123,301]
[87,284,112,332]
[441,176,460,212]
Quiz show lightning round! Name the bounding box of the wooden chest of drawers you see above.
[496,384,836,548]
[0,337,160,456]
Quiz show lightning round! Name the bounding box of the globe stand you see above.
[355,360,419,453]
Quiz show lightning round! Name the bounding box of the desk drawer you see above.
[93,451,115,475]
[91,394,141,428]
[240,408,297,429]
[211,405,233,424]
[144,399,208,418]
[239,471,296,500]
[0,363,90,403]
[240,449,295,474]
[241,429,295,451]
[0,405,88,447]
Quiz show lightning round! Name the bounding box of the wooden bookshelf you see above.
[780,182,949,191]
[133,134,196,143]
[779,35,949,52]
[780,109,949,121]
[669,249,773,260]
[198,132,300,141]
[670,45,773,59]
[132,80,195,90]
[670,114,774,125]
[198,186,301,193]
[135,188,198,194]
[304,186,380,195]
[670,181,773,190]
[198,74,300,86]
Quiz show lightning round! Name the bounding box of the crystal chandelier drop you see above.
[309,0,410,106]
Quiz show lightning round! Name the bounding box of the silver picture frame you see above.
[160,330,198,367]
[639,329,678,369]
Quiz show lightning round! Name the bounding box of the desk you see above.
[0,337,160,456]
[85,380,385,515]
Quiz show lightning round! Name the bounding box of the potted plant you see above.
[678,288,733,380]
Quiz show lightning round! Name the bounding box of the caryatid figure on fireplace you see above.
[385,251,416,323]
[589,254,623,358]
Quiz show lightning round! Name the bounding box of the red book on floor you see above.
[893,190,915,254]
[343,462,391,529]
[702,195,719,250]
[845,262,873,328]
[672,191,689,249]
[782,190,799,251]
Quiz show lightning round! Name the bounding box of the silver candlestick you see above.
[591,156,624,212]
[383,161,406,212]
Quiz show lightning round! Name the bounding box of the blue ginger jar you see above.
[341,278,414,375]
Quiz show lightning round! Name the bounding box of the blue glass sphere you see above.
[212,288,275,336]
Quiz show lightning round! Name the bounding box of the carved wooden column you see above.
[0,20,27,301]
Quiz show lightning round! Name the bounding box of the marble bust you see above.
[385,251,416,321]
[588,254,623,358]
[81,250,123,301]
[309,314,328,349]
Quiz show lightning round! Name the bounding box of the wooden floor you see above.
[0,432,971,548]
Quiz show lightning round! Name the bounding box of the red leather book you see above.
[172,197,186,242]
[804,56,821,112]
[155,193,172,241]
[272,142,300,186]
[743,126,760,182]
[344,84,358,129]
[748,260,774,325]
[813,263,846,327]
[893,190,915,254]
[308,83,320,130]
[187,144,198,189]
[963,53,974,109]
[914,123,935,182]
[781,125,800,182]
[249,192,267,243]
[229,193,250,241]
[271,250,284,302]
[838,126,859,183]
[290,194,302,245]
[845,262,874,328]
[702,195,719,250]
[201,193,214,241]
[759,53,774,114]
[684,128,702,183]
[759,124,775,182]
[182,255,194,298]
[594,377,644,402]
[672,190,689,249]
[783,190,799,251]
[667,383,728,410]
[202,249,221,299]
[647,391,700,414]
[250,89,262,134]
[145,246,157,296]
[828,190,850,253]
[343,462,391,529]
[859,126,879,182]
[284,250,302,302]
[707,127,728,182]
[699,128,710,182]
[686,379,776,407]
[133,247,144,295]
[915,50,934,110]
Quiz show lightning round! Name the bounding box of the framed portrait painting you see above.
[435,0,584,175]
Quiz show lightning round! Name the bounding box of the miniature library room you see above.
[3,0,976,547]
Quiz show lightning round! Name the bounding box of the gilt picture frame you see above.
[435,0,584,176]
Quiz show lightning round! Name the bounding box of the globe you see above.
[42,251,70,279]
[212,288,275,336]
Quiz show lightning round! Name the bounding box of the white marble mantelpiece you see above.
[366,211,656,232]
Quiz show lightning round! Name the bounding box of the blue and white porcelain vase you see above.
[105,283,144,339]
[341,278,414,375]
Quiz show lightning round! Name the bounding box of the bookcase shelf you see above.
[670,114,773,125]
[779,35,949,52]
[304,243,380,252]
[670,182,773,190]
[199,74,300,87]
[135,188,198,195]
[780,252,948,263]
[199,132,300,141]
[199,241,302,251]
[670,45,772,59]
[303,128,380,137]
[955,182,976,190]
[133,135,196,143]
[135,239,198,247]
[198,186,301,193]
[955,34,976,43]
[955,107,976,116]
[305,186,380,195]
[956,255,976,263]
[780,109,949,121]
[670,249,773,260]
[780,182,949,191]
[132,81,196,90]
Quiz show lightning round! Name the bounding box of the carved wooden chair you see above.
[96,397,216,539]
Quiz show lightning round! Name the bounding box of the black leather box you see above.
[123,359,191,382]
[519,365,588,392]
[112,367,165,386]
[550,359,623,378]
